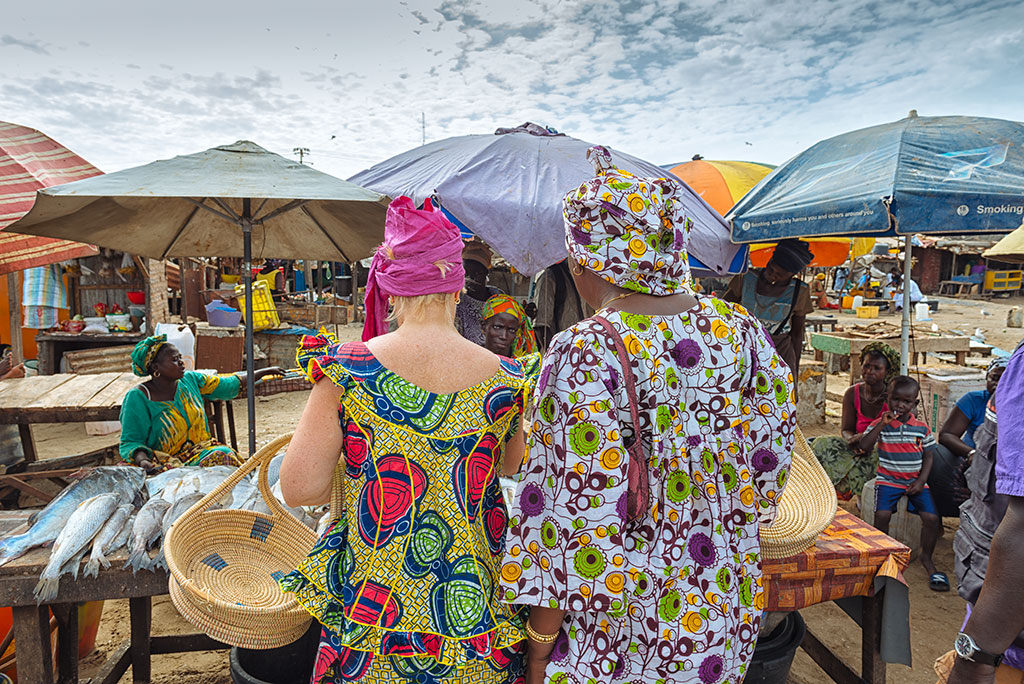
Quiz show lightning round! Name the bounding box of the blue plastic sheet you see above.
[729,115,1024,243]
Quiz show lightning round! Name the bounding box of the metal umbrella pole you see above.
[900,235,913,375]
[241,198,257,457]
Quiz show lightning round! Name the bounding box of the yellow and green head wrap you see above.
[482,294,537,357]
[131,335,168,377]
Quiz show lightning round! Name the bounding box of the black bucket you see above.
[745,611,806,684]
[229,622,320,684]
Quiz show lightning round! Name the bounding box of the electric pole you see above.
[293,147,309,164]
[421,113,426,145]
[292,146,313,300]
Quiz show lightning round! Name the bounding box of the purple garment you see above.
[995,345,1024,497]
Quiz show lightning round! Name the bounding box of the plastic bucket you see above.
[229,622,319,684]
[746,611,806,684]
[205,302,242,328]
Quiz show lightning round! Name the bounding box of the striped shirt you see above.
[871,414,937,489]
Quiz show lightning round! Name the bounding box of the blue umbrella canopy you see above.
[729,113,1024,243]
[350,123,746,277]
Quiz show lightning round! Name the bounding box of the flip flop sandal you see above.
[930,572,951,592]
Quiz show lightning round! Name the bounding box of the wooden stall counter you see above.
[810,329,970,383]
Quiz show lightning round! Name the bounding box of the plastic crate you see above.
[856,305,879,318]
[234,281,280,331]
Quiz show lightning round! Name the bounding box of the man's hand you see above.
[947,658,996,684]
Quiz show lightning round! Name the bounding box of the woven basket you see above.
[164,432,338,649]
[759,426,837,560]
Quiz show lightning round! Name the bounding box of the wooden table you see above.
[763,509,911,684]
[806,315,838,333]
[0,373,237,465]
[34,333,144,376]
[810,331,971,383]
[0,514,228,684]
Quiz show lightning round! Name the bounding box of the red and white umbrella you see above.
[0,122,100,274]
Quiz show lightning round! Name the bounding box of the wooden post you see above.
[11,604,54,684]
[129,595,152,683]
[6,273,23,363]
[144,259,170,335]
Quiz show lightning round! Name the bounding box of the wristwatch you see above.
[955,632,1003,667]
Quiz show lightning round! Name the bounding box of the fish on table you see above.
[151,491,211,571]
[0,467,145,567]
[126,497,171,574]
[84,503,134,579]
[34,493,120,602]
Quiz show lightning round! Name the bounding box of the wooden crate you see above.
[277,303,348,328]
[195,323,245,373]
[63,346,132,374]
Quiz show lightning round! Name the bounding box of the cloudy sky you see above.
[2,0,1022,179]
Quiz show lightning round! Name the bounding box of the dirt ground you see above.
[31,295,1023,683]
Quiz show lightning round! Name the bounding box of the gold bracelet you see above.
[524,622,559,643]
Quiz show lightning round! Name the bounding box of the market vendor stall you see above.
[763,509,911,684]
[810,329,970,384]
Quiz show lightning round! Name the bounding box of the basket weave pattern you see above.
[164,432,335,649]
[759,426,838,560]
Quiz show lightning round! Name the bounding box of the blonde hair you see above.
[388,291,459,326]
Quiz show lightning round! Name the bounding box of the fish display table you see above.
[810,331,970,383]
[0,514,228,684]
[763,509,912,684]
[0,372,237,465]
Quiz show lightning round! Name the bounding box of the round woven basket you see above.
[759,426,837,560]
[164,432,336,649]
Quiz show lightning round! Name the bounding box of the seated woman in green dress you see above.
[119,335,282,472]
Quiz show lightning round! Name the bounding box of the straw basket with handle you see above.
[164,432,341,649]
[758,426,838,560]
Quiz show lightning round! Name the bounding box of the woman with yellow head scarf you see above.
[481,294,537,358]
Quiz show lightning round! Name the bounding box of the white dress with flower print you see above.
[499,296,796,684]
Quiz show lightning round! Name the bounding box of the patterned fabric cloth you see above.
[870,415,937,490]
[813,436,878,501]
[280,333,540,684]
[118,371,242,468]
[22,265,67,329]
[131,335,169,377]
[482,295,537,357]
[456,287,502,346]
[499,297,796,684]
[562,146,693,296]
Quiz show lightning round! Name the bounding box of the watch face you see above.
[955,633,974,659]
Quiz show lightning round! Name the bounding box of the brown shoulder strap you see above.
[591,315,641,430]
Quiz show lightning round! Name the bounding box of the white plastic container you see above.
[154,323,196,371]
[914,302,931,321]
[851,295,864,310]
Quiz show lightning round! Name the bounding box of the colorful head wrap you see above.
[562,146,692,296]
[859,341,901,386]
[988,355,1010,373]
[363,196,466,341]
[482,294,537,357]
[131,335,168,377]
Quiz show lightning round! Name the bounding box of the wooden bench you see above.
[939,281,974,296]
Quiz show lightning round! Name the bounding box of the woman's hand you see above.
[254,366,287,382]
[525,640,554,684]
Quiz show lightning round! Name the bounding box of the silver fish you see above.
[108,511,136,556]
[151,492,213,571]
[125,497,171,573]
[0,467,145,566]
[34,493,119,602]
[84,503,134,578]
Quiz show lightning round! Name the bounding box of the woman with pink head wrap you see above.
[279,196,538,684]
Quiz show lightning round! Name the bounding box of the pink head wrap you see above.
[362,196,466,341]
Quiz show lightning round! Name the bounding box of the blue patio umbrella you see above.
[729,112,1024,371]
[350,122,746,278]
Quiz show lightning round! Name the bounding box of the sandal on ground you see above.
[929,572,951,592]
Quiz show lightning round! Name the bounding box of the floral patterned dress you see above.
[499,297,796,684]
[280,335,538,684]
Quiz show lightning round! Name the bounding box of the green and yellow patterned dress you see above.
[118,371,243,468]
[279,333,537,684]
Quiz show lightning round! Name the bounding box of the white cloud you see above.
[0,0,1020,182]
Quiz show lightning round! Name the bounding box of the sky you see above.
[2,0,1023,180]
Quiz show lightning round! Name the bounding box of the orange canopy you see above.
[667,159,774,215]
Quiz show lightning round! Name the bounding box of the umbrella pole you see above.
[242,200,257,457]
[900,236,912,375]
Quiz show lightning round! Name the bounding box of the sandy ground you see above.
[28,298,1024,683]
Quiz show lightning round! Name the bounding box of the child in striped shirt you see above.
[859,375,947,591]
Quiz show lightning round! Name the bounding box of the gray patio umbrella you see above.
[8,141,389,455]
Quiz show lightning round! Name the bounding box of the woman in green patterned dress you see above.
[119,335,282,472]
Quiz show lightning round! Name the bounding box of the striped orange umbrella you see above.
[667,157,774,215]
[0,122,100,274]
